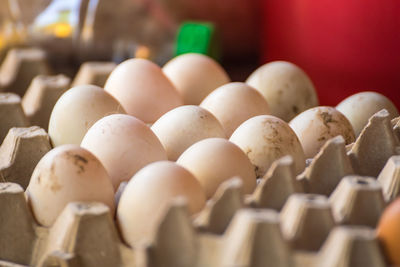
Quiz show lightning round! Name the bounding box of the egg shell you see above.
[163,53,230,105]
[151,105,226,161]
[336,91,399,137]
[177,138,256,198]
[117,161,206,247]
[26,144,115,227]
[246,61,318,121]
[289,106,355,158]
[230,115,306,177]
[104,58,182,123]
[81,114,167,190]
[200,82,270,137]
[377,197,400,265]
[48,84,126,147]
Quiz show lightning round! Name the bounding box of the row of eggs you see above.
[25,53,399,249]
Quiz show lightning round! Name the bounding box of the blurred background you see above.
[0,0,399,107]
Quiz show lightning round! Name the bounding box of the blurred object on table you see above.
[0,0,260,80]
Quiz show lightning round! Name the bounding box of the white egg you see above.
[151,105,226,161]
[200,82,270,137]
[104,58,183,123]
[336,91,399,136]
[289,106,355,158]
[163,53,230,105]
[246,61,318,121]
[230,115,306,177]
[81,114,167,190]
[48,84,125,146]
[26,145,115,227]
[177,138,256,198]
[117,161,206,247]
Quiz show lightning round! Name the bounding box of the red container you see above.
[262,0,400,108]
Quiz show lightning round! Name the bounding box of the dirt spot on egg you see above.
[46,163,62,192]
[73,154,88,174]
[319,111,337,129]
[66,152,89,174]
[50,179,62,192]
[254,165,263,178]
[245,148,253,156]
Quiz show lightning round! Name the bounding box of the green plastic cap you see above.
[175,21,220,60]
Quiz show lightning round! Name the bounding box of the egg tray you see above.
[0,48,117,141]
[1,47,400,266]
[0,47,115,95]
[0,108,400,267]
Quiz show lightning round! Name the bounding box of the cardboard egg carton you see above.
[0,48,51,97]
[0,47,399,267]
[0,48,117,97]
[71,62,116,88]
[0,110,399,267]
[0,48,117,147]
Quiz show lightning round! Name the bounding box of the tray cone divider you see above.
[280,193,335,251]
[330,176,386,227]
[220,209,292,267]
[40,202,122,267]
[0,93,29,142]
[194,177,243,234]
[248,156,302,211]
[377,155,400,203]
[0,183,36,265]
[317,226,386,267]
[0,48,51,96]
[298,136,354,195]
[0,126,52,189]
[149,198,198,267]
[72,62,116,88]
[348,109,400,177]
[22,75,70,129]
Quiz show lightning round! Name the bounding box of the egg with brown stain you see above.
[230,115,306,178]
[246,61,319,122]
[26,145,115,227]
[289,106,355,158]
[336,91,399,137]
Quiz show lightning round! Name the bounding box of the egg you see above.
[104,58,183,123]
[151,105,226,161]
[200,82,270,137]
[230,115,305,177]
[289,106,355,158]
[81,114,167,190]
[246,61,319,121]
[48,84,126,147]
[336,91,399,137]
[162,53,230,105]
[177,138,256,198]
[26,145,115,227]
[377,197,400,265]
[117,161,206,247]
